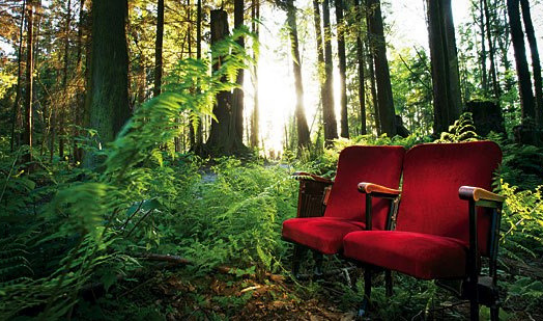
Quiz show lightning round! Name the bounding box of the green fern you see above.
[436,112,479,143]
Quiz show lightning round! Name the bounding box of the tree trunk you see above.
[286,0,311,150]
[426,0,461,135]
[479,0,488,95]
[312,0,326,128]
[85,0,130,167]
[483,0,500,100]
[322,0,338,144]
[10,0,26,152]
[354,0,366,135]
[335,0,349,138]
[357,37,366,135]
[520,0,543,129]
[194,0,204,153]
[73,0,86,163]
[250,0,260,149]
[207,10,231,153]
[366,34,379,134]
[367,0,396,136]
[507,0,535,126]
[154,0,164,97]
[23,0,34,164]
[59,0,72,159]
[232,0,245,143]
[206,10,247,155]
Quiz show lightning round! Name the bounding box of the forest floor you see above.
[74,258,543,320]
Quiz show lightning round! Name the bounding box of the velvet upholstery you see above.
[343,231,469,279]
[282,217,366,255]
[343,141,502,279]
[282,146,405,254]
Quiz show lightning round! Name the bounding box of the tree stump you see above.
[464,101,505,136]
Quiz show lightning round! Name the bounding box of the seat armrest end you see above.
[358,182,401,196]
[459,186,505,203]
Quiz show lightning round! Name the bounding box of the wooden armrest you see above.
[292,171,333,184]
[358,182,401,196]
[459,186,505,203]
[323,186,332,206]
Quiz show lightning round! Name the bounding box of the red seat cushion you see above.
[281,145,405,255]
[396,141,502,256]
[283,217,366,255]
[343,231,470,279]
[324,146,405,230]
[342,142,502,280]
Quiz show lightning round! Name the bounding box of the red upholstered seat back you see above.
[324,146,405,230]
[396,141,502,256]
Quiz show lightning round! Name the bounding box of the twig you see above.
[124,208,153,239]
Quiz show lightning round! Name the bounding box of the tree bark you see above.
[483,0,500,100]
[73,0,86,162]
[322,0,338,144]
[232,0,245,142]
[507,0,535,125]
[154,0,164,97]
[59,0,72,159]
[335,0,349,138]
[10,0,26,152]
[312,0,326,129]
[367,0,396,136]
[250,0,260,149]
[286,0,311,150]
[366,34,379,134]
[426,0,461,134]
[23,0,34,164]
[520,0,543,129]
[194,0,204,153]
[353,0,366,135]
[357,36,366,135]
[479,0,488,95]
[85,0,130,167]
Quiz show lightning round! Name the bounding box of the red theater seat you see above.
[282,145,405,276]
[342,141,504,321]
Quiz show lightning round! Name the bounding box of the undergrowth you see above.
[0,54,542,321]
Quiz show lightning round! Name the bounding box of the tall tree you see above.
[312,0,326,126]
[23,0,34,164]
[367,0,396,136]
[519,0,542,129]
[85,0,130,166]
[507,0,534,120]
[73,0,86,162]
[285,0,311,150]
[9,0,26,152]
[232,0,245,142]
[335,0,349,138]
[250,0,260,149]
[154,0,164,97]
[478,0,488,95]
[322,0,338,144]
[207,10,231,154]
[483,0,500,99]
[193,0,204,154]
[354,0,366,135]
[59,0,72,158]
[206,10,247,155]
[426,0,461,134]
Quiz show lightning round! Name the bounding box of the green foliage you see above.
[499,142,543,190]
[500,182,543,260]
[168,158,297,273]
[505,276,543,310]
[436,112,478,143]
[0,33,252,319]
